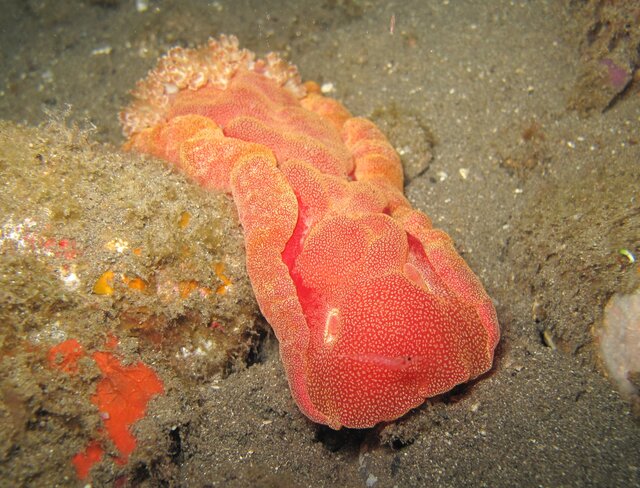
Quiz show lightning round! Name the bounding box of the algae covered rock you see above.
[0,119,261,485]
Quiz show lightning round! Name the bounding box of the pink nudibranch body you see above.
[121,35,499,429]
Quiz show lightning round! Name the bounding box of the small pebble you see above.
[320,82,336,94]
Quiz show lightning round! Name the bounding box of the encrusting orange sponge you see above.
[48,338,163,479]
[121,35,499,429]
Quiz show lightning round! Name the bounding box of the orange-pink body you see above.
[121,36,499,429]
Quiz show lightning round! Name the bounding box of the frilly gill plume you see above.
[120,35,306,138]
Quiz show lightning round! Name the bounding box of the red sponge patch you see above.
[91,351,164,459]
[47,339,85,373]
[47,338,164,480]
